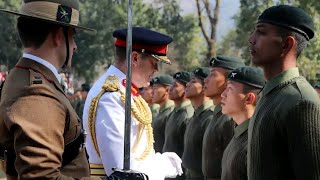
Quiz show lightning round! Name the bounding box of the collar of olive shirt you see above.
[262,67,299,96]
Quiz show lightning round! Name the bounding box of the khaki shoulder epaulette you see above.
[88,75,120,157]
[29,69,44,85]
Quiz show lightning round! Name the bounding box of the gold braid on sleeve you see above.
[88,75,154,161]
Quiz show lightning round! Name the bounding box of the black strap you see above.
[0,80,5,160]
[0,80,5,100]
[62,129,85,166]
[62,27,70,69]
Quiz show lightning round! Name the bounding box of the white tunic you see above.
[83,65,179,180]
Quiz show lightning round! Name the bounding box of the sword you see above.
[123,0,133,171]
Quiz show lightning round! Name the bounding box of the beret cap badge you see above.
[230,72,237,78]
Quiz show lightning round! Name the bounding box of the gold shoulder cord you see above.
[88,75,154,161]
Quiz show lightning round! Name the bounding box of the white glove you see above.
[162,152,183,178]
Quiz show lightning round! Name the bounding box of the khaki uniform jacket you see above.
[0,58,97,179]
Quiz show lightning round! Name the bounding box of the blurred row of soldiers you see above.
[67,83,91,119]
[142,55,320,180]
[139,56,259,180]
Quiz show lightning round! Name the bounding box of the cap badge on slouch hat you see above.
[0,0,95,32]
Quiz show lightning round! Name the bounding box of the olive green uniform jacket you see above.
[76,99,86,120]
[248,68,320,180]
[0,58,98,179]
[202,103,234,180]
[152,100,175,153]
[163,100,194,157]
[182,101,214,178]
[221,120,249,180]
[150,104,160,121]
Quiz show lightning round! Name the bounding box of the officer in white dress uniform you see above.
[83,27,183,180]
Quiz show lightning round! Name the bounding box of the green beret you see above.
[153,75,174,86]
[150,78,155,86]
[193,67,210,79]
[314,83,320,89]
[228,66,265,89]
[173,71,192,84]
[258,5,314,40]
[210,56,245,70]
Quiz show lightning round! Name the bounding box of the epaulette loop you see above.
[101,75,119,92]
[29,69,43,85]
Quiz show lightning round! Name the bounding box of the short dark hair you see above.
[115,46,150,63]
[115,46,127,62]
[276,26,308,58]
[81,83,90,92]
[242,84,262,105]
[17,17,60,49]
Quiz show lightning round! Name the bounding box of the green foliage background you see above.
[0,0,319,84]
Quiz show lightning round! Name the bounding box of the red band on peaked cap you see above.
[115,38,168,56]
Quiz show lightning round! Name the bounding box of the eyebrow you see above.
[256,23,266,29]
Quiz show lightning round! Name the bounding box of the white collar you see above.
[23,53,61,83]
[108,65,126,80]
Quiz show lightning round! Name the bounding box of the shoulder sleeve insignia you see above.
[101,75,119,92]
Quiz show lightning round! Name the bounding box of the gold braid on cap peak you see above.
[88,75,154,161]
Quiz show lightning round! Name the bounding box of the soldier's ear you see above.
[131,51,139,66]
[245,92,256,105]
[132,51,139,61]
[165,86,171,92]
[281,36,295,56]
[51,27,64,47]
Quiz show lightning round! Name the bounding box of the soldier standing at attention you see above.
[220,67,265,180]
[182,67,213,180]
[140,79,160,120]
[0,0,103,179]
[202,56,244,180]
[247,5,320,179]
[152,75,175,153]
[163,71,194,180]
[83,27,182,179]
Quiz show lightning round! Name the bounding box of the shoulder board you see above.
[101,75,120,92]
[29,69,44,85]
